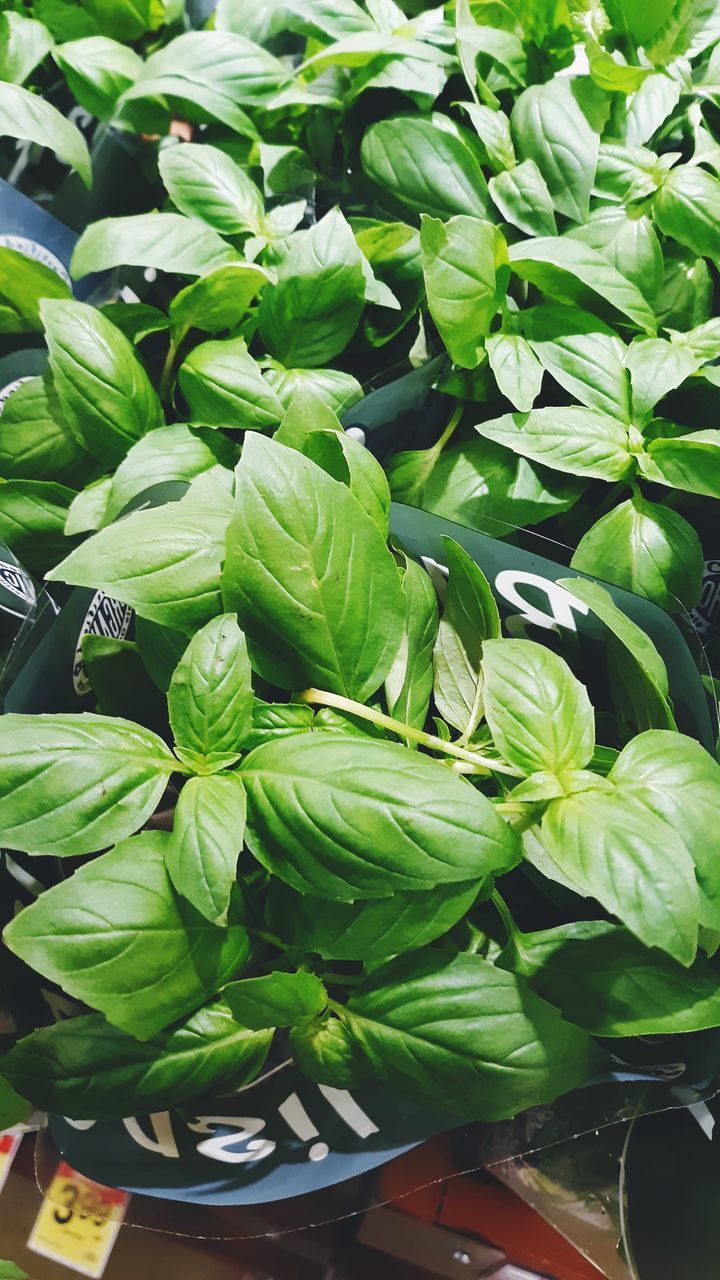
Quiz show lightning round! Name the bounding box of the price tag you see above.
[28,1161,129,1278]
[0,1131,21,1194]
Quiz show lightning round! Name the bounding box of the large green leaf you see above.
[645,430,720,498]
[159,143,265,236]
[626,336,698,422]
[509,236,656,332]
[433,537,499,738]
[71,213,240,280]
[499,920,720,1036]
[571,495,703,612]
[178,337,284,431]
[169,614,253,771]
[485,333,544,411]
[0,246,71,332]
[511,79,599,222]
[655,163,720,264]
[610,730,720,931]
[528,331,631,421]
[1,1002,270,1120]
[0,81,91,185]
[104,424,232,524]
[361,116,490,220]
[341,951,602,1119]
[489,160,557,237]
[240,734,521,901]
[420,215,509,368]
[53,35,140,119]
[42,299,163,465]
[475,407,634,481]
[0,375,89,484]
[223,970,327,1029]
[0,479,76,574]
[170,263,272,337]
[258,209,366,367]
[222,436,405,701]
[168,773,247,924]
[0,12,53,85]
[541,790,699,964]
[0,713,175,857]
[385,556,438,732]
[482,639,594,778]
[302,429,390,538]
[3,833,251,1039]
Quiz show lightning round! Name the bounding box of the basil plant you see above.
[2,432,720,1128]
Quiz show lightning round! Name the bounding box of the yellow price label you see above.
[28,1161,129,1278]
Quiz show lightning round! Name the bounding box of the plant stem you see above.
[159,325,187,400]
[296,687,520,776]
[491,889,518,942]
[435,401,463,453]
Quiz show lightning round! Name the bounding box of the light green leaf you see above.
[475,406,634,481]
[0,479,75,574]
[169,614,253,771]
[178,337,284,431]
[509,236,656,333]
[0,246,71,332]
[482,639,594,778]
[586,37,651,93]
[361,116,490,221]
[566,206,663,306]
[259,209,366,368]
[42,299,163,465]
[168,773,247,924]
[80,0,162,40]
[486,333,543,411]
[342,951,602,1119]
[571,494,703,612]
[105,424,233,524]
[655,162,720,264]
[244,700,314,751]
[159,143,265,236]
[216,0,373,41]
[460,102,515,172]
[265,364,363,416]
[3,832,251,1039]
[656,244,712,329]
[499,919,720,1036]
[528,331,631,421]
[385,557,439,733]
[489,160,557,237]
[71,213,240,280]
[240,734,521,901]
[0,374,89,484]
[273,387,343,449]
[53,36,140,119]
[302,430,390,538]
[624,70,681,146]
[223,970,327,1029]
[0,713,175,857]
[645,430,720,498]
[626,337,698,422]
[0,81,90,186]
[170,263,272,337]
[65,476,111,535]
[222,435,405,701]
[611,729,720,931]
[420,215,509,369]
[541,790,699,965]
[0,12,53,85]
[433,538,499,739]
[595,142,672,203]
[511,79,599,223]
[1,1002,270,1121]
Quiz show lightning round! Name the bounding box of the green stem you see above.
[491,889,518,942]
[296,688,520,776]
[322,971,363,986]
[159,324,187,400]
[435,401,463,453]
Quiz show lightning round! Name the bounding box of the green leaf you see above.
[566,206,663,305]
[433,538,499,739]
[290,1016,359,1087]
[571,495,703,612]
[385,556,438,733]
[0,12,53,85]
[361,116,490,221]
[258,209,366,368]
[595,142,671,202]
[489,160,557,237]
[0,479,75,574]
[626,337,698,422]
[0,1075,29,1131]
[274,387,343,449]
[42,299,163,466]
[541,789,699,965]
[302,430,390,539]
[222,436,405,701]
[343,951,602,1119]
[624,70,681,146]
[485,334,544,411]
[461,102,515,172]
[3,832,251,1039]
[241,733,520,901]
[245,700,314,751]
[265,364,363,416]
[48,489,230,632]
[120,31,288,133]
[216,0,373,41]
[104,424,233,525]
[169,614,253,772]
[655,163,720,265]
[509,236,656,333]
[170,263,272,337]
[2,1002,270,1121]
[499,919,720,1036]
[644,430,720,498]
[65,476,111,535]
[420,215,509,369]
[482,639,594,778]
[0,82,91,186]
[511,79,599,223]
[168,773,247,925]
[178,337,284,431]
[610,729,720,932]
[101,301,169,344]
[528,331,631,421]
[81,636,166,725]
[475,407,634,481]
[71,214,240,280]
[0,713,175,857]
[159,143,265,237]
[557,577,675,730]
[0,246,71,332]
[0,1262,27,1280]
[656,244,712,328]
[585,37,651,92]
[223,970,327,1029]
[53,36,140,119]
[80,0,162,40]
